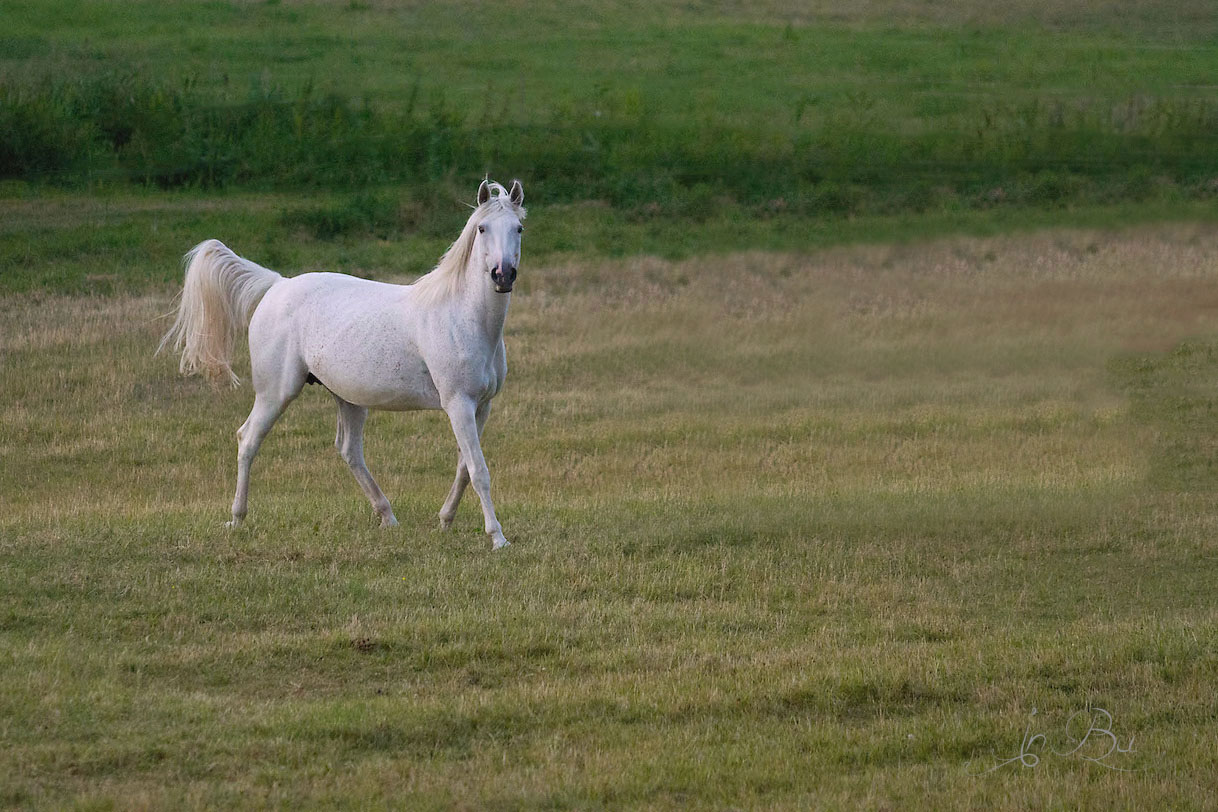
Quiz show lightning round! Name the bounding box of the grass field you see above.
[5,0,1218,807]
[4,0,1218,219]
[4,222,1218,807]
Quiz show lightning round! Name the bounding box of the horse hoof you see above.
[438,518,454,532]
[380,516,400,528]
[224,519,242,529]
[492,537,511,550]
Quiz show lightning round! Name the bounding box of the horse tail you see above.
[158,239,283,386]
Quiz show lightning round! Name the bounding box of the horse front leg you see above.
[437,401,489,531]
[334,397,398,528]
[437,451,468,531]
[444,397,508,549]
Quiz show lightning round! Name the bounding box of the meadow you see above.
[5,223,1218,807]
[3,0,1218,808]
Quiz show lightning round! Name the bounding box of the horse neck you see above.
[454,260,510,344]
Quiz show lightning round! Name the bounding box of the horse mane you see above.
[411,182,526,306]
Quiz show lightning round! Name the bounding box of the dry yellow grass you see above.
[11,223,1218,522]
[3,223,1218,807]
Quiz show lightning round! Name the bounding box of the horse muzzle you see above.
[491,264,517,293]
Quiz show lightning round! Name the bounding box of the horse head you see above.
[474,179,525,293]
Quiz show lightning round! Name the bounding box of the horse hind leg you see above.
[334,406,346,451]
[334,397,398,528]
[229,390,294,527]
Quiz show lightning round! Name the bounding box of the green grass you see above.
[6,186,1218,296]
[4,225,1218,806]
[3,0,1217,217]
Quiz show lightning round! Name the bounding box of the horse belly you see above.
[297,302,441,410]
[310,351,441,411]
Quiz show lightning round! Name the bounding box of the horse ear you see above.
[509,179,524,206]
[477,180,491,206]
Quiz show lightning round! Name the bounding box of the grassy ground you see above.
[4,223,1218,807]
[4,0,1218,806]
[7,0,1216,105]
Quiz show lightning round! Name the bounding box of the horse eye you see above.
[478,225,485,234]
[517,226,523,233]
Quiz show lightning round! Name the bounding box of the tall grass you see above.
[6,0,1218,220]
[4,71,1218,218]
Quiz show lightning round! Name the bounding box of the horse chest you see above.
[429,342,506,401]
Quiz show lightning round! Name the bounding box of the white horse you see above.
[159,179,525,549]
